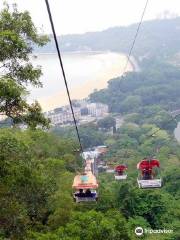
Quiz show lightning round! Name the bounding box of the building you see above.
[86,103,108,117]
[44,101,108,126]
[45,108,81,126]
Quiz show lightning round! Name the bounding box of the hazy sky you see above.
[1,0,180,35]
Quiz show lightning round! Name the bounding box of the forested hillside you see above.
[37,17,180,62]
[1,121,180,239]
[0,3,180,240]
[0,129,80,239]
[90,61,180,123]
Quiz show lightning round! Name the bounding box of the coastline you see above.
[31,50,110,56]
[30,52,137,111]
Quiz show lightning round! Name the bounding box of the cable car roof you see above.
[137,159,160,170]
[72,172,98,189]
[115,165,128,171]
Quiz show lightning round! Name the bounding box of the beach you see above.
[29,52,134,111]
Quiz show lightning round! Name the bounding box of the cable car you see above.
[96,145,108,155]
[137,158,162,188]
[114,164,128,180]
[72,172,98,203]
[106,162,115,173]
[106,168,115,173]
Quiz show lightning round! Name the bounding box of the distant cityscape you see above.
[44,99,109,126]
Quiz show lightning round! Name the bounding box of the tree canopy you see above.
[97,116,116,130]
[0,3,49,129]
[0,3,180,240]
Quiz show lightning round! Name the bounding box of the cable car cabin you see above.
[72,172,98,203]
[106,165,114,173]
[106,163,115,173]
[137,158,162,189]
[96,145,108,155]
[114,165,127,180]
[106,168,115,173]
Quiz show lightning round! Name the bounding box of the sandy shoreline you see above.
[35,53,134,111]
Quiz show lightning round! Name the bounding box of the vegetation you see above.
[0,3,179,240]
[0,129,79,239]
[1,123,179,239]
[37,17,180,65]
[0,3,49,129]
[90,61,180,133]
[52,123,105,149]
[97,116,116,130]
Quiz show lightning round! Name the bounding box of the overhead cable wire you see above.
[123,0,149,74]
[146,116,178,139]
[44,0,83,153]
[115,0,149,166]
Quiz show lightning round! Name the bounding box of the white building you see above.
[45,101,108,126]
[45,108,81,125]
[86,103,108,117]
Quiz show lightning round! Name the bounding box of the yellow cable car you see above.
[72,172,98,203]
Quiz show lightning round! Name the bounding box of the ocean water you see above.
[29,52,132,111]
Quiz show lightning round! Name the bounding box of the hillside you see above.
[90,61,180,115]
[37,17,180,62]
[0,4,180,239]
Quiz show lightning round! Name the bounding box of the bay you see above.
[29,52,133,111]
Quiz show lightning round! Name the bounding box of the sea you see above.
[29,51,133,111]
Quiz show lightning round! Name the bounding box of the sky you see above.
[0,0,180,35]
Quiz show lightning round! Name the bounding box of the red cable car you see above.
[114,164,128,180]
[137,158,162,188]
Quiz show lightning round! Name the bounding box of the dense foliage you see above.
[52,123,105,149]
[0,3,179,240]
[90,61,180,133]
[1,124,179,239]
[0,3,49,128]
[97,116,116,130]
[0,129,80,239]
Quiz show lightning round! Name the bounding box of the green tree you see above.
[0,128,79,239]
[18,101,50,130]
[97,116,116,130]
[30,210,130,240]
[121,95,142,113]
[0,3,49,128]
